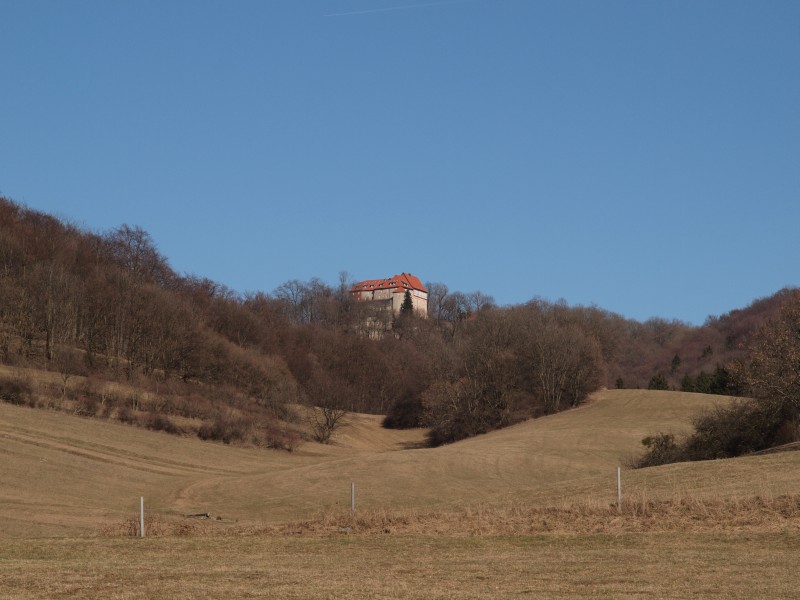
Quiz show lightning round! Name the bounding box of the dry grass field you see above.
[2,388,799,598]
[2,533,798,599]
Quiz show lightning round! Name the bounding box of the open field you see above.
[2,388,799,597]
[3,388,800,536]
[1,532,798,599]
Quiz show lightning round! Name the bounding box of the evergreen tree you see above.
[680,373,694,392]
[709,365,737,395]
[400,290,414,315]
[648,373,669,390]
[694,370,712,393]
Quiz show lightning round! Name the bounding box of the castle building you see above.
[349,273,428,317]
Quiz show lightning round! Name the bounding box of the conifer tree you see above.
[400,290,414,315]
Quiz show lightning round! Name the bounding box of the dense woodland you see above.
[0,197,796,449]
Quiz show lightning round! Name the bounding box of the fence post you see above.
[351,482,356,514]
[617,467,622,512]
[140,496,145,538]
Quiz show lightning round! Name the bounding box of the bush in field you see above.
[310,406,348,444]
[684,399,797,460]
[635,398,800,468]
[198,413,250,444]
[144,411,183,435]
[261,424,301,452]
[0,377,33,406]
[634,433,685,467]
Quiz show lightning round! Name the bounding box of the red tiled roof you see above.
[350,273,428,294]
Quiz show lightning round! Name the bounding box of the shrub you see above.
[259,398,301,424]
[633,433,685,468]
[382,396,424,429]
[0,378,32,406]
[116,406,139,425]
[167,393,215,420]
[198,413,250,444]
[144,411,183,435]
[262,424,301,452]
[425,408,485,447]
[73,394,100,416]
[634,398,800,468]
[422,379,511,446]
[684,399,798,460]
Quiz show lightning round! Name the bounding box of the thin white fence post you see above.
[616,467,622,512]
[351,482,356,514]
[140,496,145,538]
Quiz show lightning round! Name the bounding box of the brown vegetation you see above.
[3,385,800,598]
[101,493,800,538]
[3,197,800,599]
[636,290,800,467]
[1,195,795,449]
[4,531,797,599]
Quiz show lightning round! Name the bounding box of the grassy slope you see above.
[2,389,799,537]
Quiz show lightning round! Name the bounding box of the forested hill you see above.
[0,196,795,446]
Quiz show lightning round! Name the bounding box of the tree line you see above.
[0,196,793,448]
[635,289,800,466]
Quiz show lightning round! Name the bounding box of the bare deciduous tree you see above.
[735,291,800,418]
[425,282,449,324]
[310,405,348,444]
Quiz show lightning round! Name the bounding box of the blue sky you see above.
[1,0,798,324]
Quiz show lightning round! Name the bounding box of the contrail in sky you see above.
[325,0,478,17]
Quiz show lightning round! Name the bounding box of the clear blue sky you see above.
[2,0,798,324]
